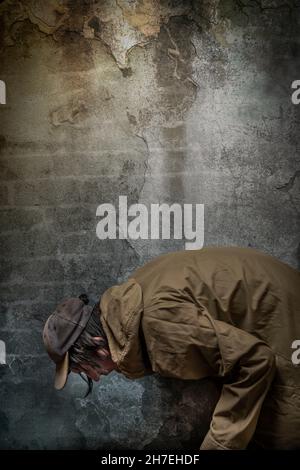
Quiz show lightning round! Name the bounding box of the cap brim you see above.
[54,351,69,390]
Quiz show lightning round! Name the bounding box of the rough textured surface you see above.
[0,0,299,449]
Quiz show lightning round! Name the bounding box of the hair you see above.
[69,301,108,397]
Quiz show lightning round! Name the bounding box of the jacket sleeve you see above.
[198,308,276,450]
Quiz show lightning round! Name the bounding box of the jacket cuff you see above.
[200,432,232,450]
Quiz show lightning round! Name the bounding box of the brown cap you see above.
[43,297,93,390]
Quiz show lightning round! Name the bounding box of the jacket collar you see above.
[99,278,148,378]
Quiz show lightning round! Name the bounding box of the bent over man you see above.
[43,246,300,450]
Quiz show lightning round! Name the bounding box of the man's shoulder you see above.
[100,278,143,325]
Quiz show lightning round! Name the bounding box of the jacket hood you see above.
[99,278,148,378]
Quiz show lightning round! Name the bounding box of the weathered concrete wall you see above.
[0,0,299,449]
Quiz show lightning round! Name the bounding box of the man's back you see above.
[131,246,300,361]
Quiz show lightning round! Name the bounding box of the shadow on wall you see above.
[140,376,221,451]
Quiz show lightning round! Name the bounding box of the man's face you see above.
[70,338,117,381]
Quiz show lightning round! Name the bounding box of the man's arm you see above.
[198,309,276,450]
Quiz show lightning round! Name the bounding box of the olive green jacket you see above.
[99,246,300,450]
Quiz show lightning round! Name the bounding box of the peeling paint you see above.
[276,170,300,191]
[50,96,89,127]
[0,0,193,68]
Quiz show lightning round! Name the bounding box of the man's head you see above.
[43,296,118,394]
